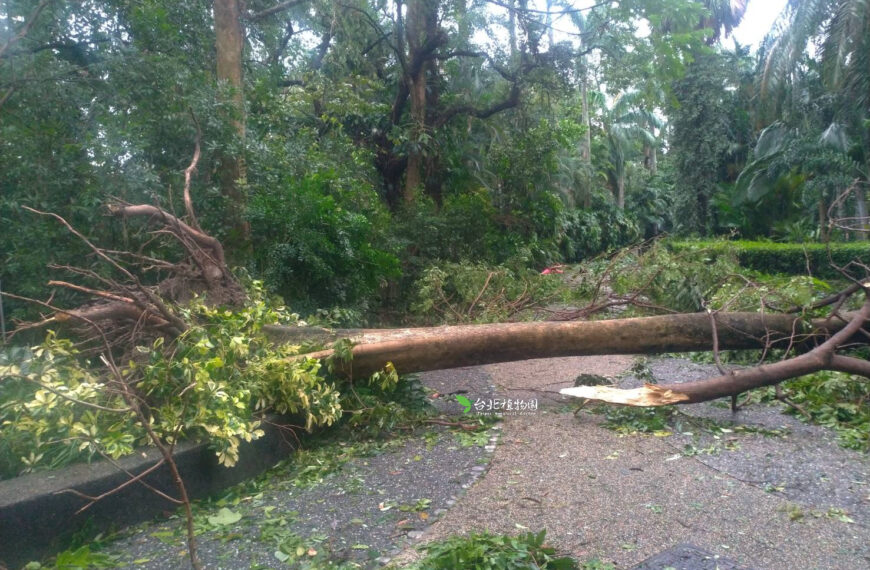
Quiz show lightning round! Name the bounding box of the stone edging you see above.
[0,418,295,569]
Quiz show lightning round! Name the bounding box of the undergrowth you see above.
[746,370,870,451]
[409,261,571,325]
[580,240,855,316]
[408,530,591,570]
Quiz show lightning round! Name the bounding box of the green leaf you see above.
[208,507,242,526]
[455,394,472,413]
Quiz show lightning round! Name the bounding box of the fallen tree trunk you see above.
[266,310,862,379]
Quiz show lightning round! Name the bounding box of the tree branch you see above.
[183,115,203,232]
[247,0,307,22]
[434,83,521,128]
[47,280,134,305]
[562,291,870,406]
[0,0,50,60]
[22,207,189,334]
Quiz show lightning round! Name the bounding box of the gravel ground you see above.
[392,356,870,570]
[630,358,870,528]
[102,427,494,569]
[93,355,869,569]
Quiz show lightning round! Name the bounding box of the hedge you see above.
[667,240,870,279]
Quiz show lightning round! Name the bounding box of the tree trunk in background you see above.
[855,182,868,239]
[580,77,591,209]
[545,0,554,48]
[642,143,657,176]
[403,0,437,201]
[214,0,250,254]
[455,0,470,45]
[616,167,625,209]
[404,71,425,201]
[837,198,848,240]
[819,199,829,241]
[509,0,517,58]
[518,0,538,54]
[579,67,591,161]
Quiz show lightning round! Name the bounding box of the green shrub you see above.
[608,241,742,312]
[0,282,343,478]
[560,205,641,262]
[248,170,400,313]
[668,240,870,279]
[392,191,501,266]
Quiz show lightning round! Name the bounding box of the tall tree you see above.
[214,0,249,253]
[601,91,661,209]
[671,52,745,233]
[402,0,443,201]
[668,0,749,234]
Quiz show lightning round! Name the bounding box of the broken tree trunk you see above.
[267,310,862,379]
[560,294,870,406]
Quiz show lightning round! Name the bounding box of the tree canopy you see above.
[1,0,866,316]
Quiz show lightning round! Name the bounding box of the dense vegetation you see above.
[2,1,869,567]
[2,0,867,326]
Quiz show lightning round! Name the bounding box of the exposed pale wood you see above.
[560,384,690,406]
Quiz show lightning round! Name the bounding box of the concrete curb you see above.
[0,418,296,568]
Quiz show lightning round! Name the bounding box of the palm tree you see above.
[759,0,870,236]
[762,0,869,105]
[700,0,749,43]
[602,92,663,209]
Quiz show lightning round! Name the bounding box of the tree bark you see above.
[580,72,591,163]
[508,0,517,58]
[616,168,625,209]
[214,0,250,253]
[267,311,860,378]
[403,0,439,201]
[643,143,657,176]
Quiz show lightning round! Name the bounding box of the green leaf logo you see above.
[455,394,472,414]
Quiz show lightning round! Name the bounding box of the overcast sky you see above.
[730,0,788,48]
